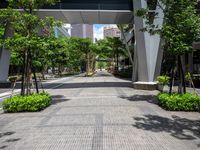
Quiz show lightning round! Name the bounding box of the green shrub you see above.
[157,75,170,86]
[3,92,52,113]
[156,93,200,111]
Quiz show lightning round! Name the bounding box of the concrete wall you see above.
[71,24,93,40]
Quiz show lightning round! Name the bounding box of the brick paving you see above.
[0,71,199,150]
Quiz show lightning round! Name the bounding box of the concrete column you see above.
[0,23,13,85]
[133,0,164,90]
[83,24,86,38]
[132,37,138,82]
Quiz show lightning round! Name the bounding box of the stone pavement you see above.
[0,71,199,150]
[0,74,81,101]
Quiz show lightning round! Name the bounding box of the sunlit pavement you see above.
[0,71,199,150]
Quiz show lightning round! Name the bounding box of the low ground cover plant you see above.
[3,92,52,113]
[156,92,200,111]
[157,75,170,86]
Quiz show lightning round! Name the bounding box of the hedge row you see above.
[3,92,52,113]
[156,93,200,111]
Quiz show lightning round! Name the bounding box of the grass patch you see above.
[2,92,52,113]
[156,92,200,111]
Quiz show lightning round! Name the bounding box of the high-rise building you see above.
[103,26,121,38]
[71,24,93,40]
[54,24,71,37]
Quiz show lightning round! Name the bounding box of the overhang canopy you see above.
[37,10,134,24]
[1,0,134,24]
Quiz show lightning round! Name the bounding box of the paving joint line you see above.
[92,114,103,150]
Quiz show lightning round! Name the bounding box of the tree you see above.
[44,37,68,75]
[75,38,93,76]
[137,0,200,94]
[105,37,125,71]
[65,37,85,72]
[96,37,127,73]
[117,25,134,65]
[2,0,61,96]
[89,43,99,73]
[96,39,112,59]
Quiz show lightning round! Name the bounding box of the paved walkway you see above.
[0,71,199,150]
[0,74,81,101]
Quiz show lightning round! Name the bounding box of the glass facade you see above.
[0,0,133,10]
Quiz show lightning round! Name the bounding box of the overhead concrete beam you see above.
[36,10,134,24]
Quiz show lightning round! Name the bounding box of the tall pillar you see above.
[133,0,164,90]
[0,23,13,87]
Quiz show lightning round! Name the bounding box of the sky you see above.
[93,24,117,40]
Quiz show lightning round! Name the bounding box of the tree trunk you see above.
[116,53,119,71]
[93,57,96,72]
[86,53,90,75]
[177,55,186,94]
[169,65,175,94]
[21,51,26,96]
[177,56,182,94]
[29,52,39,93]
[179,55,186,93]
[42,68,46,80]
[33,68,39,93]
[52,64,55,74]
[58,64,61,76]
[26,49,32,96]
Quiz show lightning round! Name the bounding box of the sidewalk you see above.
[0,71,199,150]
[0,74,83,101]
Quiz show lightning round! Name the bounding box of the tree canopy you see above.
[137,0,200,94]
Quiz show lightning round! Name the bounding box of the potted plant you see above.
[157,75,170,92]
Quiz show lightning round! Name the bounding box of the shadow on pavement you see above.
[120,95,157,104]
[51,95,70,105]
[1,82,132,91]
[0,132,15,138]
[93,74,112,77]
[5,138,20,143]
[43,82,132,89]
[0,131,20,149]
[133,115,200,141]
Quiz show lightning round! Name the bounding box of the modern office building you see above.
[103,26,121,38]
[54,24,71,37]
[71,24,93,40]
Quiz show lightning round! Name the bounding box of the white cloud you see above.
[93,26,104,41]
